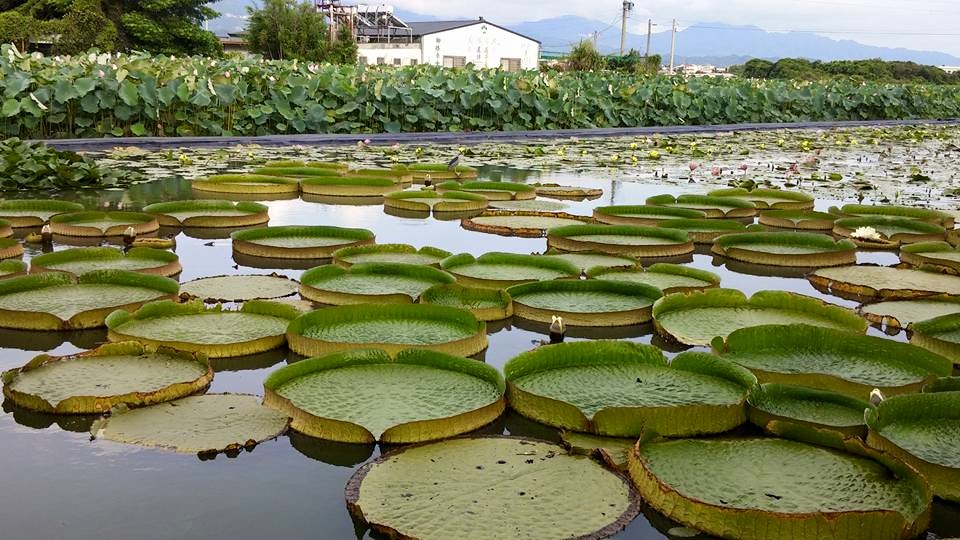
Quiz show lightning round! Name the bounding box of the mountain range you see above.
[209,2,960,66]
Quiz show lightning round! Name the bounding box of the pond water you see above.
[1,162,959,539]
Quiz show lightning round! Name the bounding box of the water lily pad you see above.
[560,431,635,469]
[399,163,477,180]
[505,341,755,436]
[286,303,487,357]
[0,218,11,238]
[106,300,299,358]
[544,251,638,271]
[748,383,873,438]
[192,174,300,195]
[646,194,757,219]
[333,243,451,267]
[30,247,181,278]
[254,162,348,176]
[179,274,299,302]
[594,205,706,226]
[708,188,814,210]
[857,297,960,330]
[1,342,212,414]
[489,199,569,212]
[507,280,663,326]
[419,283,513,321]
[300,176,401,197]
[658,218,748,243]
[630,437,931,540]
[589,264,720,294]
[758,210,838,231]
[834,204,954,228]
[441,252,579,288]
[653,289,866,346]
[0,238,23,260]
[0,199,84,227]
[833,217,944,248]
[91,394,289,454]
[548,224,694,258]
[532,183,603,200]
[808,265,960,301]
[714,324,952,399]
[142,200,269,228]
[232,225,375,259]
[49,211,159,237]
[461,210,590,238]
[300,263,454,304]
[712,232,857,267]
[867,391,960,502]
[383,190,488,215]
[263,348,505,443]
[900,241,960,274]
[0,271,178,330]
[910,313,960,366]
[347,437,640,540]
[437,181,536,201]
[0,259,26,279]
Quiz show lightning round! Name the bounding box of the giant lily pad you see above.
[286,304,487,358]
[834,204,954,228]
[857,297,960,330]
[106,300,298,358]
[299,263,455,305]
[532,183,603,200]
[398,163,477,180]
[808,265,960,301]
[560,431,635,469]
[900,241,960,274]
[333,244,451,268]
[437,181,536,201]
[758,210,838,231]
[658,218,748,243]
[263,348,505,443]
[0,238,23,260]
[507,280,663,327]
[0,271,178,330]
[910,313,960,366]
[441,252,579,288]
[588,263,720,294]
[254,162,348,176]
[49,211,159,237]
[629,436,931,540]
[0,218,11,238]
[653,289,866,346]
[191,174,300,195]
[867,391,960,502]
[544,251,637,271]
[548,224,694,258]
[714,325,953,399]
[91,394,289,454]
[179,274,299,303]
[383,190,488,216]
[1,342,212,414]
[30,247,181,278]
[142,200,269,228]
[748,383,873,438]
[708,188,815,210]
[232,226,375,259]
[489,199,569,212]
[833,217,944,248]
[300,176,401,197]
[419,283,513,321]
[505,341,755,436]
[347,437,640,540]
[0,199,84,227]
[0,259,26,279]
[593,205,705,226]
[646,194,757,219]
[461,210,590,238]
[712,232,857,267]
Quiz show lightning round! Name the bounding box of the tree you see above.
[247,0,330,61]
[55,0,116,55]
[566,40,604,71]
[605,50,661,74]
[0,10,60,51]
[328,24,357,64]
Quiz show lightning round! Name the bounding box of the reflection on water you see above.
[2,400,99,433]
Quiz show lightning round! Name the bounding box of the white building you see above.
[355,13,540,71]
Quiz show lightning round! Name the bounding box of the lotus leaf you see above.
[92,394,289,454]
[489,199,569,212]
[653,289,866,346]
[299,263,455,304]
[808,265,960,301]
[748,383,873,438]
[0,199,84,227]
[708,188,815,210]
[383,190,488,215]
[833,217,944,248]
[594,205,706,226]
[588,263,720,294]
[347,437,639,540]
[437,181,536,201]
[712,232,857,267]
[835,204,954,228]
[900,241,960,274]
[441,252,579,288]
[461,211,590,238]
[910,313,960,366]
[333,244,451,267]
[545,251,638,271]
[0,238,23,260]
[49,211,159,237]
[714,325,952,399]
[232,226,375,259]
[30,247,181,278]
[507,279,663,326]
[504,341,755,436]
[191,174,300,195]
[858,297,960,330]
[142,200,269,228]
[179,274,299,302]
[759,210,838,231]
[657,218,748,243]
[646,194,757,219]
[1,342,212,414]
[419,283,513,321]
[547,224,694,258]
[263,348,504,443]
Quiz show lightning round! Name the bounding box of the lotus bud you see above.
[869,388,885,406]
[711,166,722,176]
[123,226,137,246]
[549,315,566,343]
[41,224,53,244]
[689,162,699,172]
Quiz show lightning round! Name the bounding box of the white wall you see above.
[357,43,422,66]
[423,23,540,70]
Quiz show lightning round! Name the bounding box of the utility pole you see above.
[669,19,677,74]
[619,1,633,55]
[645,19,653,57]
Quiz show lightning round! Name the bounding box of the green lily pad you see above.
[714,324,953,399]
[505,341,755,436]
[437,181,536,201]
[910,313,960,366]
[653,289,866,346]
[300,263,455,304]
[0,259,26,279]
[646,194,757,219]
[30,247,181,278]
[255,162,348,175]
[49,211,159,237]
[399,163,477,180]
[383,190,488,215]
[858,297,960,330]
[833,216,944,248]
[191,174,300,195]
[263,348,505,443]
[532,183,603,200]
[900,241,960,274]
[419,283,513,321]
[179,274,299,302]
[489,199,569,212]
[142,200,269,228]
[712,232,857,268]
[560,431,636,469]
[232,226,375,259]
[106,300,298,358]
[0,238,21,260]
[808,265,960,301]
[834,204,954,228]
[441,252,579,288]
[657,218,748,243]
[0,199,84,227]
[92,394,289,454]
[1,342,212,414]
[708,188,814,210]
[594,205,706,226]
[461,211,590,238]
[758,210,838,231]
[588,263,720,294]
[300,176,401,197]
[0,218,11,238]
[548,224,694,258]
[544,251,638,271]
[507,279,663,326]
[748,383,873,438]
[347,437,640,540]
[333,244,451,267]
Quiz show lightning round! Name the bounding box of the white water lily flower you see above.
[851,226,883,241]
[88,53,97,63]
[240,66,249,74]
[29,92,47,110]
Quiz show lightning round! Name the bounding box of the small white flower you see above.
[268,76,276,82]
[240,66,249,74]
[193,69,198,76]
[851,226,882,241]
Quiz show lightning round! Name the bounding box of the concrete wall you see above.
[422,23,540,70]
[357,43,422,66]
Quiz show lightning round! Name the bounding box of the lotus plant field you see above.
[2,45,960,139]
[1,124,960,539]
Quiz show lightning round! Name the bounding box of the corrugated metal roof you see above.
[406,21,478,36]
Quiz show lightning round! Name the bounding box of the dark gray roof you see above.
[405,19,540,43]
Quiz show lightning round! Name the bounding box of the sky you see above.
[382,0,960,57]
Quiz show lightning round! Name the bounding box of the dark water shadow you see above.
[0,327,107,352]
[209,348,289,373]
[288,431,376,468]
[233,252,329,270]
[712,255,815,279]
[3,400,99,433]
[512,317,654,340]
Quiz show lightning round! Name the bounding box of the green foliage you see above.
[734,57,960,84]
[606,50,661,75]
[246,0,354,63]
[566,40,604,71]
[0,10,61,51]
[55,0,116,55]
[0,137,142,190]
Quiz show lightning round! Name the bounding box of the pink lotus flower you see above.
[738,164,749,172]
[711,166,722,176]
[689,162,700,172]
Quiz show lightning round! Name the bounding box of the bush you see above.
[0,137,143,190]
[566,40,604,71]
[246,0,355,63]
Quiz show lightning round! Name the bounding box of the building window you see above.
[358,57,368,65]
[443,56,466,68]
[377,57,386,65]
[393,58,402,66]
[410,59,418,66]
[500,58,522,72]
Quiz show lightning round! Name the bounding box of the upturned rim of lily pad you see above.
[49,211,160,237]
[299,262,455,305]
[231,225,375,259]
[547,224,695,258]
[0,199,85,227]
[30,246,182,278]
[506,279,664,327]
[419,283,513,321]
[142,200,269,228]
[712,231,857,268]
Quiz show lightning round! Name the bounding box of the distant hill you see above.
[207,4,960,66]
